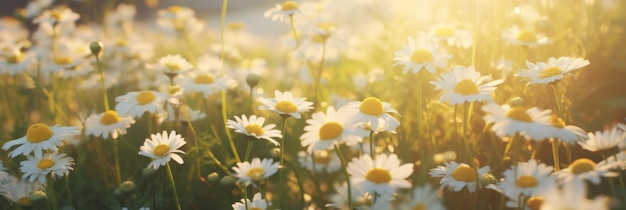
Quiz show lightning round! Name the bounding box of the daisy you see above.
[497,159,556,198]
[396,184,446,210]
[20,151,74,184]
[482,103,552,141]
[0,49,34,76]
[180,72,236,98]
[429,23,473,49]
[115,90,169,118]
[538,182,609,210]
[138,130,186,170]
[342,97,400,133]
[429,161,490,192]
[2,123,80,158]
[578,126,625,152]
[297,149,341,173]
[356,117,400,134]
[327,181,374,209]
[151,54,193,77]
[264,0,310,22]
[543,115,587,143]
[300,106,369,152]
[232,192,268,210]
[516,57,590,85]
[431,65,503,105]
[502,26,551,47]
[84,110,135,139]
[347,153,413,195]
[232,158,279,187]
[393,36,452,74]
[33,6,80,26]
[227,115,282,146]
[258,90,314,119]
[0,180,44,207]
[555,158,620,185]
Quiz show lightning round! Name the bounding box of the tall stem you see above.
[165,163,182,210]
[219,0,240,163]
[288,14,300,48]
[369,131,375,159]
[462,102,475,165]
[113,138,122,186]
[95,55,109,111]
[334,144,352,209]
[550,84,563,171]
[312,40,327,109]
[244,140,253,162]
[277,117,288,208]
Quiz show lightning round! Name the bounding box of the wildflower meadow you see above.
[2,0,626,209]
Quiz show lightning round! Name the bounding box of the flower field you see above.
[1,0,626,209]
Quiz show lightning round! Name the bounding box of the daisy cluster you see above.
[0,0,625,209]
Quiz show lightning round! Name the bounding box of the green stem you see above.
[288,14,300,48]
[312,40,327,109]
[463,102,475,165]
[95,55,109,111]
[113,138,122,186]
[243,186,249,210]
[64,175,72,207]
[334,144,352,209]
[219,0,240,163]
[278,117,288,209]
[165,163,182,210]
[369,131,375,159]
[550,84,563,171]
[416,72,427,184]
[284,160,306,209]
[244,140,253,162]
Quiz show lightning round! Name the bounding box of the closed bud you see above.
[246,73,261,88]
[219,175,237,188]
[207,172,221,184]
[89,41,103,56]
[509,97,525,107]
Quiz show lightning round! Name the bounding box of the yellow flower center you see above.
[365,168,392,184]
[247,168,266,181]
[451,164,477,182]
[165,62,181,71]
[570,158,596,175]
[136,91,156,105]
[313,150,331,164]
[435,27,455,37]
[37,159,55,170]
[194,74,215,84]
[100,110,122,125]
[227,22,246,31]
[26,123,53,143]
[550,115,566,128]
[516,30,537,43]
[115,39,128,47]
[319,122,343,140]
[526,196,543,210]
[54,56,73,65]
[412,203,426,210]
[410,49,434,63]
[167,6,184,13]
[17,196,31,207]
[275,101,298,113]
[359,97,384,116]
[540,67,562,79]
[318,22,335,31]
[454,79,479,95]
[505,106,533,122]
[7,52,24,64]
[516,175,539,188]
[152,144,171,157]
[245,124,265,136]
[310,34,327,43]
[281,1,299,11]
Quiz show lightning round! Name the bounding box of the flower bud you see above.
[89,41,103,56]
[246,73,261,88]
[207,172,221,185]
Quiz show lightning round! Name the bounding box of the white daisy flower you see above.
[543,115,587,143]
[232,192,268,210]
[555,158,620,185]
[0,180,44,207]
[516,57,590,85]
[538,182,609,210]
[180,72,235,98]
[258,90,314,119]
[20,151,74,184]
[115,90,169,118]
[578,126,625,152]
[263,0,311,22]
[396,184,446,210]
[297,150,341,173]
[482,103,552,141]
[33,6,80,25]
[343,97,400,133]
[84,110,135,139]
[347,154,413,195]
[2,123,80,158]
[0,50,34,76]
[502,26,551,47]
[151,54,193,77]
[157,6,195,20]
[393,36,452,74]
[429,161,490,192]
[431,65,504,105]
[300,106,369,152]
[138,130,186,170]
[227,115,282,146]
[497,159,556,198]
[328,181,374,210]
[429,23,473,49]
[232,158,279,187]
